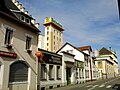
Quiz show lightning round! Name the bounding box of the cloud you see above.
[19,0,120,64]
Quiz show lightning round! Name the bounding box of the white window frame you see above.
[0,63,3,89]
[21,15,25,22]
[49,65,54,80]
[56,66,61,80]
[41,64,47,80]
[25,34,33,51]
[25,18,30,24]
[3,24,15,46]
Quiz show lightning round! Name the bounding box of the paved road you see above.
[52,77,120,90]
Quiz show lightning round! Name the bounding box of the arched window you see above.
[9,61,28,82]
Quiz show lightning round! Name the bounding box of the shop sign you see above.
[0,50,17,58]
[77,61,84,68]
[40,52,62,65]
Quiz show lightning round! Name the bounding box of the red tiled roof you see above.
[78,46,92,51]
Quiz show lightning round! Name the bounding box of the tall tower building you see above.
[43,17,64,52]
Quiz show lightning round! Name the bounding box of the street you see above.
[52,77,120,90]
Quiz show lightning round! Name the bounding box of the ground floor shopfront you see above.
[0,50,37,90]
[37,49,62,90]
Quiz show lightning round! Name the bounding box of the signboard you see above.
[0,50,17,58]
[39,52,62,65]
[76,61,84,68]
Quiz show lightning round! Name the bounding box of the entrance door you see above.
[66,68,71,85]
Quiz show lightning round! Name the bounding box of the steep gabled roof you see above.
[56,42,88,55]
[0,0,40,32]
[99,47,113,55]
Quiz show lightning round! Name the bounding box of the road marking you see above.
[99,84,105,87]
[106,85,112,88]
[86,85,92,87]
[87,85,98,90]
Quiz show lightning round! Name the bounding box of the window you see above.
[79,69,81,79]
[98,61,102,68]
[26,36,31,50]
[47,31,49,35]
[9,62,28,82]
[57,66,61,80]
[49,65,54,80]
[21,16,25,21]
[25,18,30,24]
[47,37,49,41]
[4,28,13,45]
[41,64,46,80]
[47,43,49,46]
[47,27,49,30]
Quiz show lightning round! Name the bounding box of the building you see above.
[43,17,64,52]
[78,46,99,81]
[57,42,89,85]
[37,49,62,90]
[0,0,40,90]
[94,47,119,79]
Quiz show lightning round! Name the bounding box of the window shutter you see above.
[9,62,28,82]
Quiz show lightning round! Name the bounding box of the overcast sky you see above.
[19,0,120,66]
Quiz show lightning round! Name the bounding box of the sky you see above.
[19,0,120,66]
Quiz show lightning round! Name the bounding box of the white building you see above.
[43,17,64,52]
[38,49,63,90]
[0,0,40,90]
[57,42,86,85]
[78,46,99,81]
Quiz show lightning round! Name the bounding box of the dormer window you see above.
[21,15,25,22]
[25,18,30,24]
[21,15,30,24]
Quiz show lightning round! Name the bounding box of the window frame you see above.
[3,25,15,47]
[25,34,33,51]
[49,65,54,80]
[56,66,61,80]
[41,64,47,80]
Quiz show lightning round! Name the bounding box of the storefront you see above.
[37,49,62,90]
[0,50,35,90]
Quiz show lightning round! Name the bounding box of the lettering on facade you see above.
[41,52,62,65]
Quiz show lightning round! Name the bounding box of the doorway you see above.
[66,68,71,85]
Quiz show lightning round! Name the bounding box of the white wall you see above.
[59,44,84,62]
